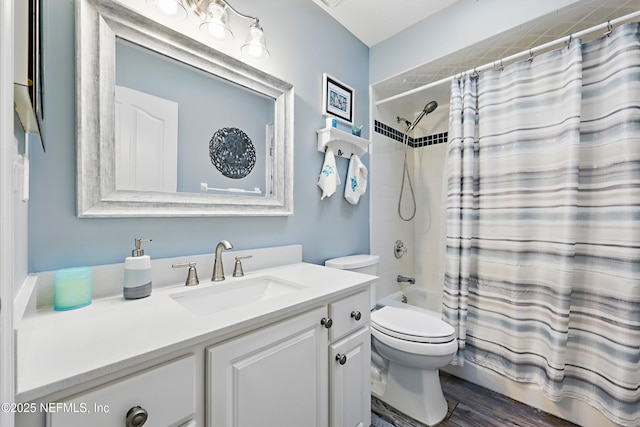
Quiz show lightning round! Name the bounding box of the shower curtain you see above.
[443,22,640,426]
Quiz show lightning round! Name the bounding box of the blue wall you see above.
[28,0,370,272]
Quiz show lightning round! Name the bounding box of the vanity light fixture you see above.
[148,0,270,60]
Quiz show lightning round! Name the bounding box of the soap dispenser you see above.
[123,238,152,300]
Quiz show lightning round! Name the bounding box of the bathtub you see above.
[377,286,443,315]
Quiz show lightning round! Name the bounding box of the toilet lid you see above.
[371,306,455,344]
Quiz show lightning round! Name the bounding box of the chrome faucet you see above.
[397,274,415,285]
[212,240,233,281]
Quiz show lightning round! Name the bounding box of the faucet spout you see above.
[397,274,415,285]
[212,240,233,281]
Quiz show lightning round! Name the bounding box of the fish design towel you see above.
[318,148,340,199]
[344,154,367,205]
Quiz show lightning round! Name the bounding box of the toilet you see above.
[325,254,457,426]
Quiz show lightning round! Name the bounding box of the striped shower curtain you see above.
[443,73,478,366]
[443,22,640,426]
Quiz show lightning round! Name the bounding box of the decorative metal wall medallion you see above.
[209,127,256,179]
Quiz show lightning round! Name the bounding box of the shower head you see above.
[406,100,438,132]
[423,100,438,115]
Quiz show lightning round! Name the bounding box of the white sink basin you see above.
[170,275,306,316]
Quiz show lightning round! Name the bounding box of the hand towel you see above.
[318,148,340,199]
[344,154,368,205]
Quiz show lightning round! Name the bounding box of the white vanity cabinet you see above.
[16,261,374,427]
[47,355,196,427]
[206,290,371,427]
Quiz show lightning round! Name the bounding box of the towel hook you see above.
[324,146,344,157]
[528,48,534,62]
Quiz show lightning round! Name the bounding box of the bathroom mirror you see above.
[76,0,294,217]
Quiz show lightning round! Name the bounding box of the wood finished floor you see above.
[371,372,579,427]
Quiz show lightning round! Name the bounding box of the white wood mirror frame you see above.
[76,0,294,217]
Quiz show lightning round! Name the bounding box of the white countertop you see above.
[16,262,374,402]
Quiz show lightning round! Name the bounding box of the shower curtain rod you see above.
[375,10,640,107]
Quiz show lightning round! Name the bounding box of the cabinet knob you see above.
[335,354,347,365]
[126,406,148,427]
[320,317,333,329]
[350,310,362,321]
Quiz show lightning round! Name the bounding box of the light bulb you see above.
[246,43,263,58]
[207,24,226,39]
[200,1,232,41]
[147,0,188,20]
[157,0,179,15]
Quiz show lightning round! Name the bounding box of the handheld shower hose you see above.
[397,101,438,221]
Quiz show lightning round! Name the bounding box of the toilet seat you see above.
[371,305,455,344]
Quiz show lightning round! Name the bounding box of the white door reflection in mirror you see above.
[115,85,178,193]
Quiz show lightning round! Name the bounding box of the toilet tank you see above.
[325,255,379,308]
[324,254,379,275]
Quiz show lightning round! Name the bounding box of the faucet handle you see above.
[233,256,252,278]
[172,262,200,286]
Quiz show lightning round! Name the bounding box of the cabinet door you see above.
[330,327,371,427]
[207,307,329,427]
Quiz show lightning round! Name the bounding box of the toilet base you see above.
[373,362,448,426]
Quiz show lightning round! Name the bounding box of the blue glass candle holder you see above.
[54,267,92,311]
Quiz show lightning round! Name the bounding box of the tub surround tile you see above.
[374,120,448,147]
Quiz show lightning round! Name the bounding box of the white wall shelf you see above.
[317,127,370,159]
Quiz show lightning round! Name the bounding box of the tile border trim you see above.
[374,120,448,147]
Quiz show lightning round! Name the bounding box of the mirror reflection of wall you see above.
[114,38,274,196]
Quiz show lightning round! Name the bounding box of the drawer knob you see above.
[126,406,148,427]
[335,354,347,365]
[350,310,362,321]
[320,317,333,329]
